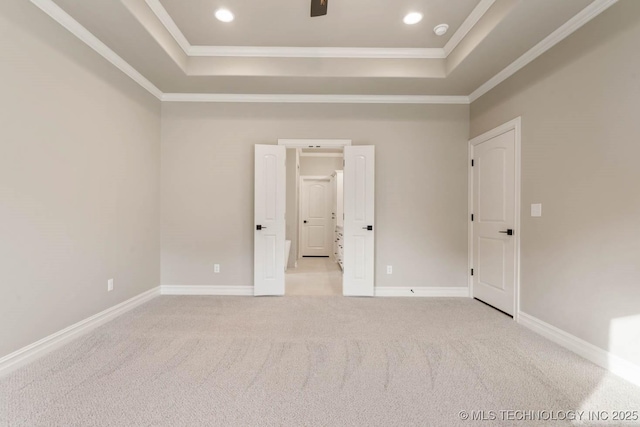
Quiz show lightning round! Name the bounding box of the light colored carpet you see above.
[286,257,342,296]
[1,297,639,426]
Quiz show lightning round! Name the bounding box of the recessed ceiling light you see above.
[403,12,423,25]
[215,8,234,23]
[434,24,449,36]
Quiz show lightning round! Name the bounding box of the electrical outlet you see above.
[214,264,220,273]
[107,279,114,292]
[386,265,393,274]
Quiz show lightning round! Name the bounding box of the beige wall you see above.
[161,103,469,289]
[470,1,640,366]
[0,0,161,358]
[300,156,343,176]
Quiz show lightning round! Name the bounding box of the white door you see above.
[343,146,375,296]
[254,145,286,296]
[472,129,517,315]
[300,178,333,257]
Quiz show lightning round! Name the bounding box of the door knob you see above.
[256,225,267,230]
[304,220,307,224]
[499,229,514,236]
[362,225,373,231]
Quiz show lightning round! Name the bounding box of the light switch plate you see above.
[531,203,542,217]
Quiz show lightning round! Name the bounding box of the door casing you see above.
[468,117,522,321]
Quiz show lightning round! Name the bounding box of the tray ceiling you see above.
[158,0,481,48]
[35,0,614,102]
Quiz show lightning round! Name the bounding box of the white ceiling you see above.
[38,0,613,101]
[158,0,481,48]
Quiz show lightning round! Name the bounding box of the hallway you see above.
[286,257,342,296]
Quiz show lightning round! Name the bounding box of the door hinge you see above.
[471,159,474,167]
[471,268,474,276]
[471,214,474,222]
[343,159,345,167]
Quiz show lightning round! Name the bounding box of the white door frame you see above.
[298,175,333,258]
[468,117,521,321]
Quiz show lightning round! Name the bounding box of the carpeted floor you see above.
[1,296,639,426]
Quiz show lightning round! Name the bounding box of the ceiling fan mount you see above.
[311,0,328,17]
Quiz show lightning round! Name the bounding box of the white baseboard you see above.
[0,286,160,377]
[518,312,640,387]
[374,287,469,297]
[161,285,254,296]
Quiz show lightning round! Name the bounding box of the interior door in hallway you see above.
[472,128,517,315]
[300,177,333,257]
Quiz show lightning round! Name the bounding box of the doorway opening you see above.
[468,117,521,320]
[286,149,344,296]
[254,140,375,297]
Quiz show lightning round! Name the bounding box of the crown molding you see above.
[189,46,446,59]
[162,93,470,104]
[30,0,163,100]
[443,0,496,57]
[469,0,619,103]
[144,0,190,54]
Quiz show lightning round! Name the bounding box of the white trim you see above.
[300,175,332,181]
[443,0,496,56]
[162,93,470,104]
[468,117,521,321]
[469,0,618,102]
[300,152,343,158]
[160,285,254,296]
[0,287,160,377]
[191,46,446,59]
[30,0,163,100]
[279,139,352,148]
[375,287,469,297]
[144,0,190,54]
[519,312,640,387]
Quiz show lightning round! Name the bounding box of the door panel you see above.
[478,147,507,222]
[477,237,505,290]
[254,145,286,296]
[343,146,375,296]
[301,178,332,256]
[472,129,516,314]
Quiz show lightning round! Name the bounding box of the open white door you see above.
[343,146,375,296]
[254,145,286,296]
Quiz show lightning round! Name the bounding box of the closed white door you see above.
[300,178,333,257]
[472,129,516,315]
[254,145,286,296]
[343,146,375,296]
